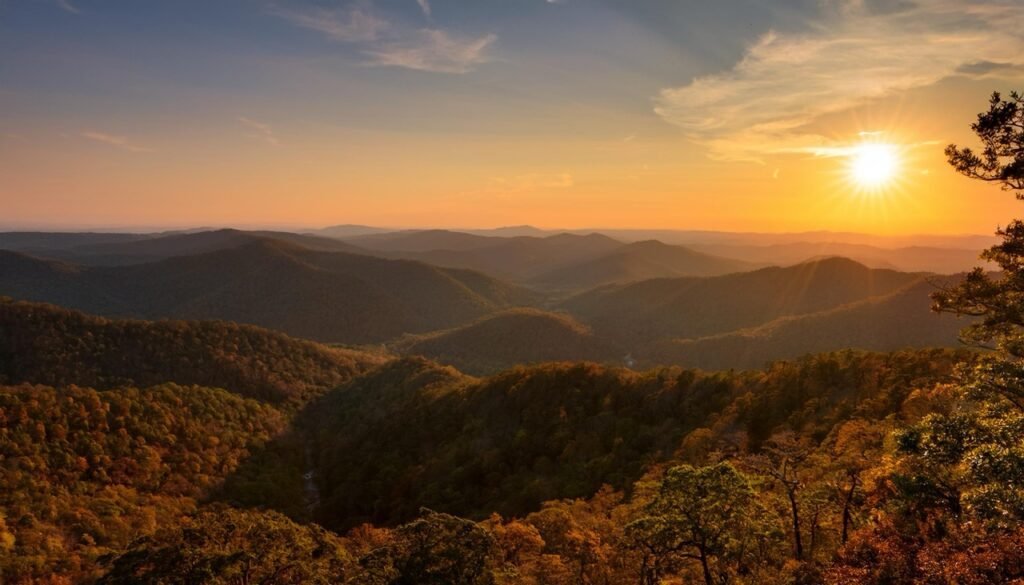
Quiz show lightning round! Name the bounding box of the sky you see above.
[1,0,1024,234]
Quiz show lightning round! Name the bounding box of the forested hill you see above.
[645,278,967,370]
[307,349,965,529]
[0,240,539,343]
[390,308,623,374]
[0,302,987,583]
[562,256,926,343]
[0,298,384,404]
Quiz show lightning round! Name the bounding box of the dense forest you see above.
[0,298,385,405]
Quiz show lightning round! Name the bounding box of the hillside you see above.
[644,278,967,369]
[0,382,290,582]
[0,240,539,343]
[529,239,758,289]
[307,350,965,529]
[391,308,623,374]
[0,298,384,404]
[0,298,984,583]
[562,257,924,344]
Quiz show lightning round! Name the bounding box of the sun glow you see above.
[848,143,900,189]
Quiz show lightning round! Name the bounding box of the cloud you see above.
[55,0,80,14]
[269,3,387,42]
[655,0,1024,161]
[365,29,496,73]
[271,1,495,74]
[81,131,151,152]
[238,117,280,145]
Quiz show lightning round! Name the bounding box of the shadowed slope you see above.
[529,239,759,289]
[563,257,924,344]
[645,278,967,369]
[392,308,623,374]
[0,240,539,343]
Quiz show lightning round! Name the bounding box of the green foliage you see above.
[626,463,780,585]
[826,90,1024,584]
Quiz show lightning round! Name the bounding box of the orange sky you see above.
[2,1,1023,235]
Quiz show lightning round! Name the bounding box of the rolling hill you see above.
[0,228,367,265]
[307,350,965,528]
[691,241,985,274]
[562,257,925,344]
[529,239,759,289]
[644,278,967,369]
[0,298,384,404]
[0,239,539,343]
[345,230,758,289]
[391,308,623,374]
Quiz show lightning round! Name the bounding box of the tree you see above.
[356,509,497,585]
[825,420,887,546]
[97,506,351,585]
[917,91,1024,526]
[746,431,813,561]
[937,91,1024,362]
[625,463,778,585]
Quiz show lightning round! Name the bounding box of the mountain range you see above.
[0,227,970,371]
[0,238,537,343]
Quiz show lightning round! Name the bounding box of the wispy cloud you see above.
[81,131,151,152]
[271,1,496,74]
[269,3,387,43]
[655,0,1024,161]
[238,117,280,146]
[415,0,431,18]
[365,29,496,74]
[55,0,80,14]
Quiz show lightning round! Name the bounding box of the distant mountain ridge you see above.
[0,239,538,343]
[341,230,757,289]
[562,257,927,344]
[644,277,966,369]
[0,229,976,372]
[529,239,759,289]
[0,228,366,266]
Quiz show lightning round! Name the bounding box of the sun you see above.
[848,143,900,189]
